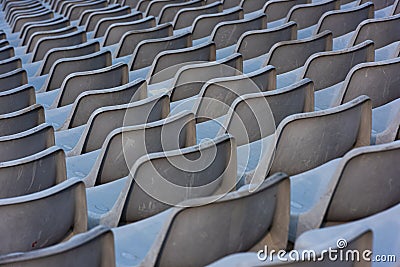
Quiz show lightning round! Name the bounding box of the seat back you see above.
[325,141,400,224]
[0,104,45,136]
[0,179,87,255]
[173,2,223,30]
[301,40,374,91]
[12,10,53,32]
[0,85,35,115]
[269,95,372,176]
[78,4,120,26]
[22,17,69,46]
[263,0,309,23]
[211,14,267,49]
[55,63,128,108]
[171,53,243,102]
[314,2,374,38]
[241,0,270,13]
[85,6,131,32]
[142,173,290,266]
[236,21,297,60]
[93,12,142,38]
[0,226,115,267]
[26,25,77,53]
[0,147,66,198]
[0,57,21,75]
[0,68,27,93]
[19,16,63,41]
[90,111,196,185]
[121,134,237,223]
[195,65,276,122]
[0,46,15,61]
[358,0,395,10]
[67,0,107,20]
[158,0,203,24]
[145,0,185,17]
[130,32,192,70]
[265,30,332,74]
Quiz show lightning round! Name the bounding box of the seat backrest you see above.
[0,85,35,115]
[93,12,142,38]
[285,0,340,29]
[357,0,395,10]
[195,65,276,122]
[145,0,185,17]
[173,1,223,30]
[78,4,120,26]
[32,30,87,62]
[0,226,115,267]
[241,0,270,13]
[269,95,372,176]
[114,21,170,57]
[9,7,47,27]
[26,25,77,53]
[38,40,100,76]
[301,40,374,91]
[325,141,400,224]
[54,62,128,108]
[89,111,196,186]
[130,32,192,71]
[223,79,314,146]
[85,6,131,32]
[67,0,107,20]
[41,50,111,92]
[347,13,400,50]
[22,17,69,46]
[70,95,170,155]
[0,104,45,136]
[148,41,216,84]
[0,57,21,75]
[136,0,151,12]
[120,134,237,223]
[19,16,63,40]
[0,146,66,198]
[12,10,53,32]
[314,2,374,38]
[170,53,243,102]
[62,79,146,130]
[211,14,267,49]
[0,179,87,255]
[263,0,309,23]
[236,21,297,60]
[158,0,203,24]
[0,123,55,162]
[335,57,400,108]
[191,7,244,40]
[141,173,290,266]
[0,46,15,61]
[0,68,27,92]
[264,30,332,74]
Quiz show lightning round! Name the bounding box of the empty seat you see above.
[290,140,400,240]
[78,4,120,26]
[0,226,115,267]
[241,0,270,13]
[173,1,223,30]
[0,68,27,93]
[18,16,64,40]
[21,17,70,46]
[0,123,54,162]
[12,10,53,33]
[112,173,289,266]
[130,32,192,71]
[0,57,21,75]
[92,12,143,38]
[0,85,36,115]
[0,46,15,61]
[145,0,185,17]
[114,21,171,57]
[66,0,107,20]
[0,146,66,198]
[358,0,395,10]
[158,0,203,24]
[0,179,87,255]
[84,6,131,32]
[0,104,45,136]
[263,0,309,23]
[87,133,236,227]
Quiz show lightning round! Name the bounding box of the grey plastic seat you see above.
[4,1,41,21]
[113,22,171,57]
[145,0,185,17]
[31,30,87,62]
[66,0,107,20]
[0,68,27,92]
[0,85,36,115]
[21,17,70,46]
[87,133,236,227]
[290,140,400,240]
[263,0,309,23]
[82,110,196,187]
[112,173,289,266]
[208,230,372,266]
[84,5,131,32]
[211,14,267,51]
[263,30,332,75]
[58,79,146,130]
[9,7,48,26]
[92,12,143,38]
[241,0,270,13]
[0,226,115,267]
[12,10,53,33]
[37,40,100,76]
[18,16,64,40]
[130,32,192,71]
[0,46,15,61]
[136,0,151,12]
[123,0,140,8]
[0,179,87,255]
[158,0,203,24]
[77,4,120,26]
[194,65,276,122]
[26,25,77,54]
[0,146,66,199]
[191,7,244,40]
[169,53,243,102]
[0,104,45,136]
[224,95,371,181]
[147,41,216,84]
[236,21,297,61]
[358,0,395,10]
[0,57,21,75]
[173,1,223,30]
[38,50,111,93]
[65,94,170,156]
